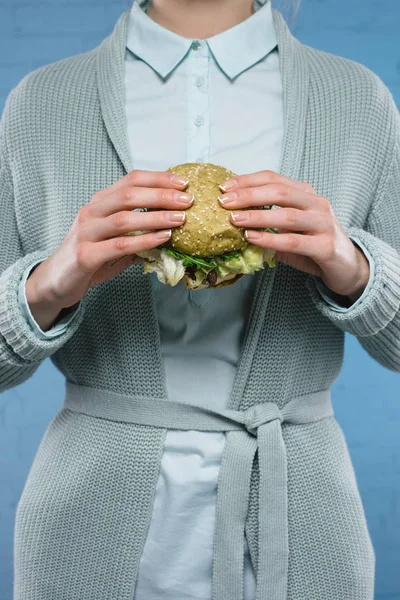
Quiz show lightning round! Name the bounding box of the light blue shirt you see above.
[17,0,375,597]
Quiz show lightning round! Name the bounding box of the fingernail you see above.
[219,179,237,192]
[168,212,186,223]
[175,192,194,205]
[156,229,172,239]
[244,230,261,241]
[218,192,238,205]
[230,211,248,222]
[170,175,189,186]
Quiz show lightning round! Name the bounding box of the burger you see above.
[126,162,277,290]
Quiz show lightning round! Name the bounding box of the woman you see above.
[1,0,399,598]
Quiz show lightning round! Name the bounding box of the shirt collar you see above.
[126,0,278,79]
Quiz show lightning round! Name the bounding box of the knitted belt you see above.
[63,382,333,600]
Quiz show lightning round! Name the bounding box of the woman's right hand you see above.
[27,169,194,309]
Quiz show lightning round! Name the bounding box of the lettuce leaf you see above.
[136,247,185,286]
[136,233,277,288]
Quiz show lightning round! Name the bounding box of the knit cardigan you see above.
[1,6,400,600]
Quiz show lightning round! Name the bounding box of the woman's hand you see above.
[26,170,193,310]
[218,170,370,302]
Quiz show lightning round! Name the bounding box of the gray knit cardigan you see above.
[1,6,400,600]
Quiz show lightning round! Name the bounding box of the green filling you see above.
[160,228,277,278]
[162,246,242,274]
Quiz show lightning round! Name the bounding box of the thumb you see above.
[90,255,143,288]
[109,254,144,275]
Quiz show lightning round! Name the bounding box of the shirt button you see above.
[191,40,202,51]
[195,115,204,127]
[195,76,204,87]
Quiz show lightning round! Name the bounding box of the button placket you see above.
[186,42,209,292]
[187,39,209,166]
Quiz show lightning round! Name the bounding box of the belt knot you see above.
[242,402,283,436]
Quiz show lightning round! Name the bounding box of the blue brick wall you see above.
[0,1,399,599]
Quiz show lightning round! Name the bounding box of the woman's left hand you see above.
[218,170,370,302]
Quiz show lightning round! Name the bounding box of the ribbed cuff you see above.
[314,237,375,312]
[306,227,400,337]
[0,250,87,362]
[18,261,82,339]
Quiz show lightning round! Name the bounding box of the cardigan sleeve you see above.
[306,104,400,372]
[0,86,87,393]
